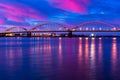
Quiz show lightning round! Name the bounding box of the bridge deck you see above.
[0,30,120,34]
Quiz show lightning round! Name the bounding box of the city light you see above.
[90,33,95,37]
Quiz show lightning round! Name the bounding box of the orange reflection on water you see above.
[89,38,96,79]
[43,38,52,53]
[78,38,82,62]
[42,38,53,75]
[112,38,117,73]
[85,38,89,63]
[90,38,95,62]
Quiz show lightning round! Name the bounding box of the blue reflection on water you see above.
[0,37,120,80]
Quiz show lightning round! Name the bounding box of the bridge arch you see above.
[0,27,6,33]
[30,22,69,31]
[72,21,120,31]
[5,26,27,32]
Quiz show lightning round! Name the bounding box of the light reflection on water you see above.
[0,37,120,80]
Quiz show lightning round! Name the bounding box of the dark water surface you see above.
[0,37,120,80]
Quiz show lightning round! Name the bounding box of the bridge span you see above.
[0,21,120,37]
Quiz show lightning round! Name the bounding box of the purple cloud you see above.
[46,0,90,14]
[0,3,46,23]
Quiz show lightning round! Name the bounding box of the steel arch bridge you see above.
[72,21,120,31]
[0,21,120,37]
[30,22,69,32]
[0,27,6,33]
[4,26,27,33]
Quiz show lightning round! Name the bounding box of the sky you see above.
[0,0,120,28]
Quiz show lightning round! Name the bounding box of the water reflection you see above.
[98,38,102,64]
[3,38,23,78]
[89,38,96,80]
[85,38,89,64]
[78,38,83,62]
[90,38,96,64]
[111,38,117,76]
[0,38,120,80]
[58,37,62,65]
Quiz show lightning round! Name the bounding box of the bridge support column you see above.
[27,32,31,37]
[0,33,6,37]
[68,31,72,37]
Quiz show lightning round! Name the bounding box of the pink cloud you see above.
[46,0,90,14]
[0,3,45,22]
[0,18,5,24]
[4,14,24,22]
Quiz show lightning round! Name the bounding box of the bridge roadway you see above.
[0,30,120,34]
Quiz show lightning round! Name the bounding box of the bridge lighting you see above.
[92,37,95,40]
[113,27,116,30]
[79,37,82,40]
[59,28,62,30]
[6,33,14,37]
[85,37,88,40]
[99,37,102,39]
[99,27,102,30]
[92,28,95,30]
[72,28,76,31]
[66,28,69,31]
[59,37,62,40]
[86,28,88,30]
[90,33,95,37]
[79,28,82,30]
[113,37,116,40]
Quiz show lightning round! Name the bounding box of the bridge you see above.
[0,21,120,37]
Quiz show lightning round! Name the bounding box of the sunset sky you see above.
[0,0,120,27]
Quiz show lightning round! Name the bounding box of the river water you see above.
[0,37,120,80]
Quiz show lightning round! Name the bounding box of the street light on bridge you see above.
[72,28,76,31]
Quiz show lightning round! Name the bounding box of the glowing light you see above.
[113,27,116,30]
[79,37,82,40]
[90,33,95,37]
[59,28,62,30]
[86,27,88,30]
[90,38,95,67]
[85,37,88,40]
[99,37,102,40]
[113,37,116,40]
[92,37,95,40]
[79,28,82,30]
[72,28,76,31]
[78,37,83,62]
[6,33,14,36]
[59,37,62,40]
[85,38,89,63]
[66,28,69,31]
[99,27,102,30]
[111,38,117,73]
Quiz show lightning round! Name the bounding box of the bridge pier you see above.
[27,32,31,37]
[0,33,6,37]
[68,31,73,37]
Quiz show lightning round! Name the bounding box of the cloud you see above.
[0,18,5,24]
[46,0,90,14]
[0,3,46,23]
